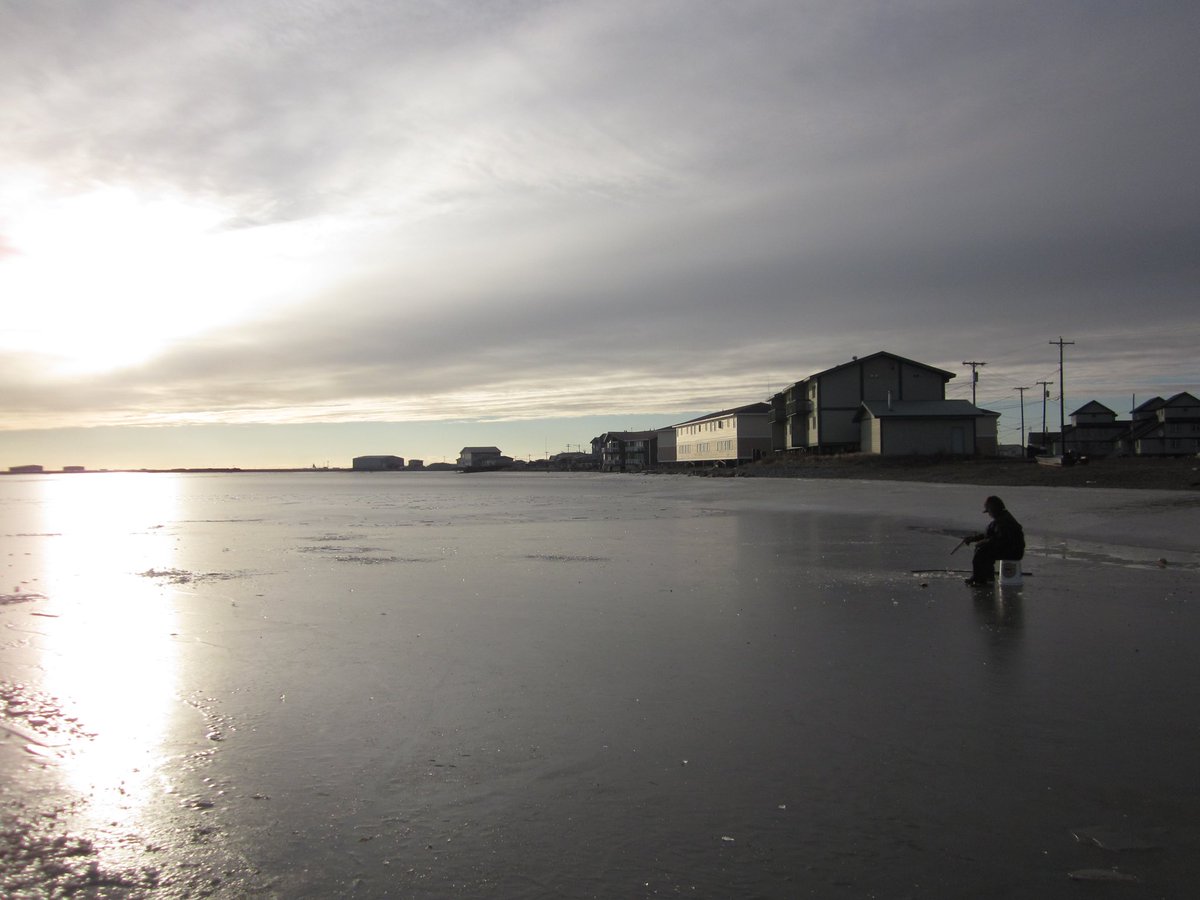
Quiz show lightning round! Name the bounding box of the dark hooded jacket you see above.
[974,508,1025,559]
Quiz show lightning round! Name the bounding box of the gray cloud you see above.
[2,1,1197,439]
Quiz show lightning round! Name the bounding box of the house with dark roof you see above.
[767,351,995,454]
[1028,401,1132,458]
[1029,393,1200,458]
[1124,392,1200,456]
[456,446,513,470]
[1131,396,1166,423]
[592,428,675,471]
[1068,401,1131,457]
[674,402,771,465]
[352,455,405,471]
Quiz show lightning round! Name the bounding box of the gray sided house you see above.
[656,427,677,463]
[457,446,513,470]
[674,402,771,465]
[593,428,676,471]
[1031,392,1200,457]
[769,352,957,454]
[1064,401,1129,458]
[549,451,596,470]
[854,399,1000,456]
[1126,392,1200,456]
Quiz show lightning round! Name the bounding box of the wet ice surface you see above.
[2,472,1199,897]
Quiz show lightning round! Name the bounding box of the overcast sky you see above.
[2,1,1197,468]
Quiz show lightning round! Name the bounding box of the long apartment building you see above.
[674,402,771,465]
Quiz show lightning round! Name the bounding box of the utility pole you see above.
[1049,337,1074,453]
[962,361,987,406]
[1014,386,1029,451]
[1035,380,1053,438]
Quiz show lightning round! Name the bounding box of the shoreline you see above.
[4,455,1199,492]
[717,454,1200,491]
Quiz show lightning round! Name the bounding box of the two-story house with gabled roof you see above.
[457,446,513,471]
[768,351,998,455]
[1063,401,1130,458]
[593,429,675,471]
[1125,392,1200,456]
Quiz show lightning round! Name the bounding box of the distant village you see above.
[8,350,1196,476]
[350,350,1199,474]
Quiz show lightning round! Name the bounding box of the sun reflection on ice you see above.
[33,474,183,845]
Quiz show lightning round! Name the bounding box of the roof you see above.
[1071,400,1116,416]
[673,402,771,427]
[1128,392,1200,430]
[459,446,502,454]
[1165,391,1200,407]
[812,351,957,382]
[854,399,999,421]
[599,430,661,441]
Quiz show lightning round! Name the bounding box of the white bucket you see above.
[999,559,1023,586]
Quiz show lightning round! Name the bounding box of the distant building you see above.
[406,459,425,470]
[1064,401,1129,458]
[592,428,674,471]
[1029,391,1200,458]
[63,466,86,473]
[1125,392,1200,456]
[549,451,596,470]
[7,465,44,474]
[674,403,772,465]
[352,455,405,471]
[457,447,513,470]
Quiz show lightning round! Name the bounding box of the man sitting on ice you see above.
[963,495,1025,586]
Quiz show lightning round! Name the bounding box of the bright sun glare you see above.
[2,184,224,373]
[1,179,310,377]
[34,474,182,846]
